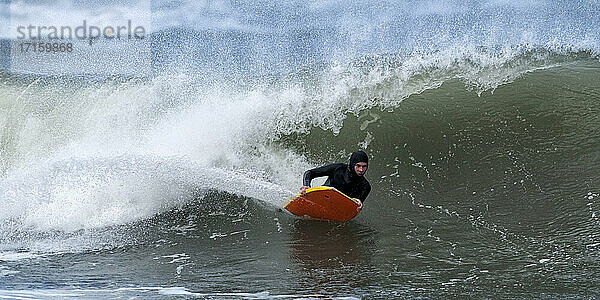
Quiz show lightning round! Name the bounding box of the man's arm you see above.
[302,163,342,187]
[356,181,371,202]
[300,163,343,196]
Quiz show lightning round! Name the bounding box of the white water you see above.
[1,0,599,240]
[0,45,596,236]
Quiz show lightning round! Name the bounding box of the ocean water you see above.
[1,0,600,299]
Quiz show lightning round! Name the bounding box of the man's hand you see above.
[299,186,309,196]
[353,198,363,212]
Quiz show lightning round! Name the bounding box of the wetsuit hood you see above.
[348,150,368,179]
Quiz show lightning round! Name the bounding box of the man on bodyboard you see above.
[300,150,371,212]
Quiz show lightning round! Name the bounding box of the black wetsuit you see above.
[303,163,371,202]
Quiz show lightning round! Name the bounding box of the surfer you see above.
[300,150,371,211]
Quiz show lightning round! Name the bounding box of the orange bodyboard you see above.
[283,187,360,222]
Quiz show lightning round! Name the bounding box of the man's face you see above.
[354,162,368,176]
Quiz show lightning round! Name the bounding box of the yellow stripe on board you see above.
[303,186,360,205]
